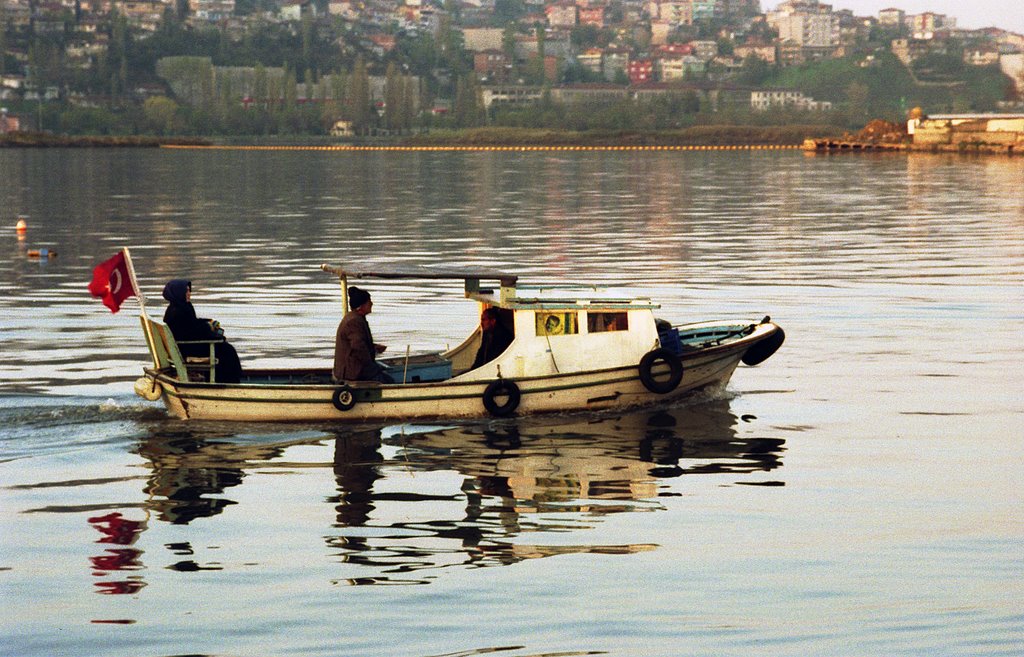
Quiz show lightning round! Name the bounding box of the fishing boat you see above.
[128,262,784,422]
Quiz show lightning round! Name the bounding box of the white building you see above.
[657,55,706,80]
[1001,53,1024,95]
[751,89,832,111]
[648,0,693,25]
[909,12,955,36]
[877,8,904,27]
[463,28,504,53]
[480,86,544,109]
[190,0,235,21]
[767,1,839,49]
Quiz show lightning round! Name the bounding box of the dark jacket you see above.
[472,322,514,369]
[162,279,221,349]
[162,279,242,383]
[333,310,383,381]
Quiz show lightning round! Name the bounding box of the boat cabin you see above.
[323,264,663,384]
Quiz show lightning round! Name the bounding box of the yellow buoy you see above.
[16,218,27,233]
[134,377,163,401]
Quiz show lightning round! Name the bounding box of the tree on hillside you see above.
[844,81,870,126]
[1,3,8,77]
[102,12,132,99]
[384,62,402,132]
[347,56,372,134]
[571,24,601,49]
[28,38,67,92]
[301,13,314,75]
[326,71,346,122]
[736,54,772,86]
[143,95,181,134]
[453,74,483,127]
[912,52,966,82]
[396,33,438,77]
[494,0,526,25]
[253,64,269,108]
[435,12,468,75]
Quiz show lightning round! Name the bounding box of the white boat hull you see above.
[141,322,780,422]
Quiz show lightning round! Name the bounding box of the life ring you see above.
[741,327,786,366]
[482,379,521,417]
[639,348,684,394]
[332,385,357,411]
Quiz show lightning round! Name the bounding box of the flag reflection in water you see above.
[87,512,147,595]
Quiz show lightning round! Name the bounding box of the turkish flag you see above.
[88,251,136,313]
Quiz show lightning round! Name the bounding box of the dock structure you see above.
[802,138,1019,155]
[909,114,1023,154]
[804,113,1024,155]
[802,139,907,152]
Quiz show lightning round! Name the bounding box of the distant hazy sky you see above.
[763,1,1024,34]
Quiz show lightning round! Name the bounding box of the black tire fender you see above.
[639,348,684,394]
[332,385,357,411]
[482,379,521,417]
[742,327,786,366]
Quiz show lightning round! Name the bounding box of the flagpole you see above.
[121,246,162,371]
[121,247,148,320]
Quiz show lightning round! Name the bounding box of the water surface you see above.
[1,148,1022,657]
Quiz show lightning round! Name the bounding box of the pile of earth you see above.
[846,119,907,144]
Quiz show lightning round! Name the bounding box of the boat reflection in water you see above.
[328,400,785,584]
[132,400,784,585]
[136,428,306,525]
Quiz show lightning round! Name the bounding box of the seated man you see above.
[333,286,393,383]
[472,307,514,369]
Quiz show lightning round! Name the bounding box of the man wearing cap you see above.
[333,286,393,383]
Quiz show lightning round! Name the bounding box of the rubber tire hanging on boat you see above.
[332,385,357,412]
[482,379,521,417]
[741,327,786,366]
[639,348,684,394]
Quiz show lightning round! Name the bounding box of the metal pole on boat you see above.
[319,263,350,312]
[403,345,410,384]
[122,246,160,373]
[121,246,149,320]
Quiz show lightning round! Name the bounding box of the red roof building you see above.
[627,59,654,85]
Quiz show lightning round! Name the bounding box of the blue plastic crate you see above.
[383,356,453,383]
[659,328,682,355]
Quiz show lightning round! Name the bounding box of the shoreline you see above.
[160,143,802,152]
[0,133,213,148]
[1,126,836,149]
[4,128,1017,155]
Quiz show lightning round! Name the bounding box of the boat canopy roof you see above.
[321,263,518,287]
[320,262,658,310]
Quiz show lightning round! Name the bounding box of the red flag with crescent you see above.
[88,251,136,313]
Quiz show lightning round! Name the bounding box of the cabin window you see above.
[536,311,578,336]
[588,312,628,333]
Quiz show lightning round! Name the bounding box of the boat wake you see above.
[0,396,167,462]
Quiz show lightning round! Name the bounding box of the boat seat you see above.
[140,316,220,382]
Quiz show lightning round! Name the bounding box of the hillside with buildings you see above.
[1,0,1022,136]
